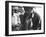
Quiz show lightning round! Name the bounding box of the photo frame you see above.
[5,1,45,36]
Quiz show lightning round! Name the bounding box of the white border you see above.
[9,2,44,35]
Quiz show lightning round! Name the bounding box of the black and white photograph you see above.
[5,1,45,36]
[12,6,41,31]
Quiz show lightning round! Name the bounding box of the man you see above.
[21,7,41,30]
[20,7,33,30]
[12,6,25,31]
